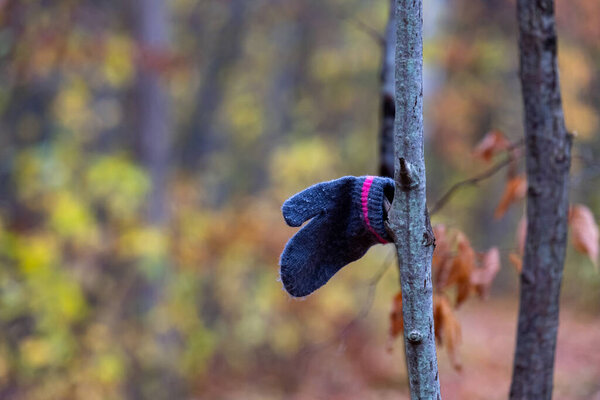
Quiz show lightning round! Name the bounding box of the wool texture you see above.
[279,176,394,297]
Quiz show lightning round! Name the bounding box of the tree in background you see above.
[510,0,572,397]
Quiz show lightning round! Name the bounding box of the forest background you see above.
[0,0,599,399]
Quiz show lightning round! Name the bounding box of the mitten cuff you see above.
[359,176,394,244]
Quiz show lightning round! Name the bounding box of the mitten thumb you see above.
[281,177,355,227]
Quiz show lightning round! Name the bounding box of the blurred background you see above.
[0,0,598,399]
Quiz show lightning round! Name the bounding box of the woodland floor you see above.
[203,299,600,400]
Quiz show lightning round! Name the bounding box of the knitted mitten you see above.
[279,176,394,297]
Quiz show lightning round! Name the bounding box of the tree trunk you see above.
[134,0,170,224]
[379,0,395,178]
[510,0,572,398]
[130,1,185,398]
[180,0,248,169]
[388,0,441,398]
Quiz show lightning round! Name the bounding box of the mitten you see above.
[279,176,394,297]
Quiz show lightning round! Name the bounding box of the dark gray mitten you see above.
[279,176,394,297]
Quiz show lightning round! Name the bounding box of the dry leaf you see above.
[495,176,527,219]
[471,247,501,299]
[569,204,599,267]
[509,252,522,273]
[432,224,449,269]
[432,225,453,288]
[473,130,510,162]
[434,295,462,371]
[389,291,404,340]
[447,232,475,306]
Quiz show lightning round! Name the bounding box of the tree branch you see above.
[296,251,394,376]
[348,18,385,46]
[430,142,524,215]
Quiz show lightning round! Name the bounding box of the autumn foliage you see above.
[473,130,511,162]
[569,204,599,268]
[0,1,599,398]
[389,130,600,371]
[390,225,502,370]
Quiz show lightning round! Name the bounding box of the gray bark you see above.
[130,1,185,398]
[388,0,441,398]
[134,0,170,224]
[509,0,572,398]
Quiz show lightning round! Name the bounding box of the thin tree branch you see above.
[335,250,395,339]
[430,145,524,215]
[348,18,385,46]
[297,251,395,374]
[569,151,600,186]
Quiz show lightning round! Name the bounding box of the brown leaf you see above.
[471,247,501,299]
[432,225,453,289]
[509,252,522,274]
[494,176,527,219]
[389,291,404,340]
[569,204,599,267]
[434,295,462,371]
[447,232,475,306]
[473,130,510,162]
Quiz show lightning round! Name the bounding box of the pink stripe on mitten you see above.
[361,176,388,244]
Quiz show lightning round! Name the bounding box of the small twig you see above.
[506,138,526,152]
[348,18,385,46]
[559,148,600,187]
[330,249,394,339]
[297,249,395,364]
[430,144,524,216]
[571,146,596,166]
[570,163,600,186]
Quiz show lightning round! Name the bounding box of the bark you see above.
[130,1,184,398]
[387,0,441,398]
[509,0,572,398]
[253,7,313,192]
[134,0,170,224]
[379,0,396,178]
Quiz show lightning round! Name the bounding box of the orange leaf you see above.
[432,225,453,288]
[509,252,522,274]
[473,130,510,162]
[494,176,527,219]
[569,204,599,267]
[389,291,404,340]
[470,247,501,299]
[447,232,475,306]
[432,224,449,269]
[434,295,462,371]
